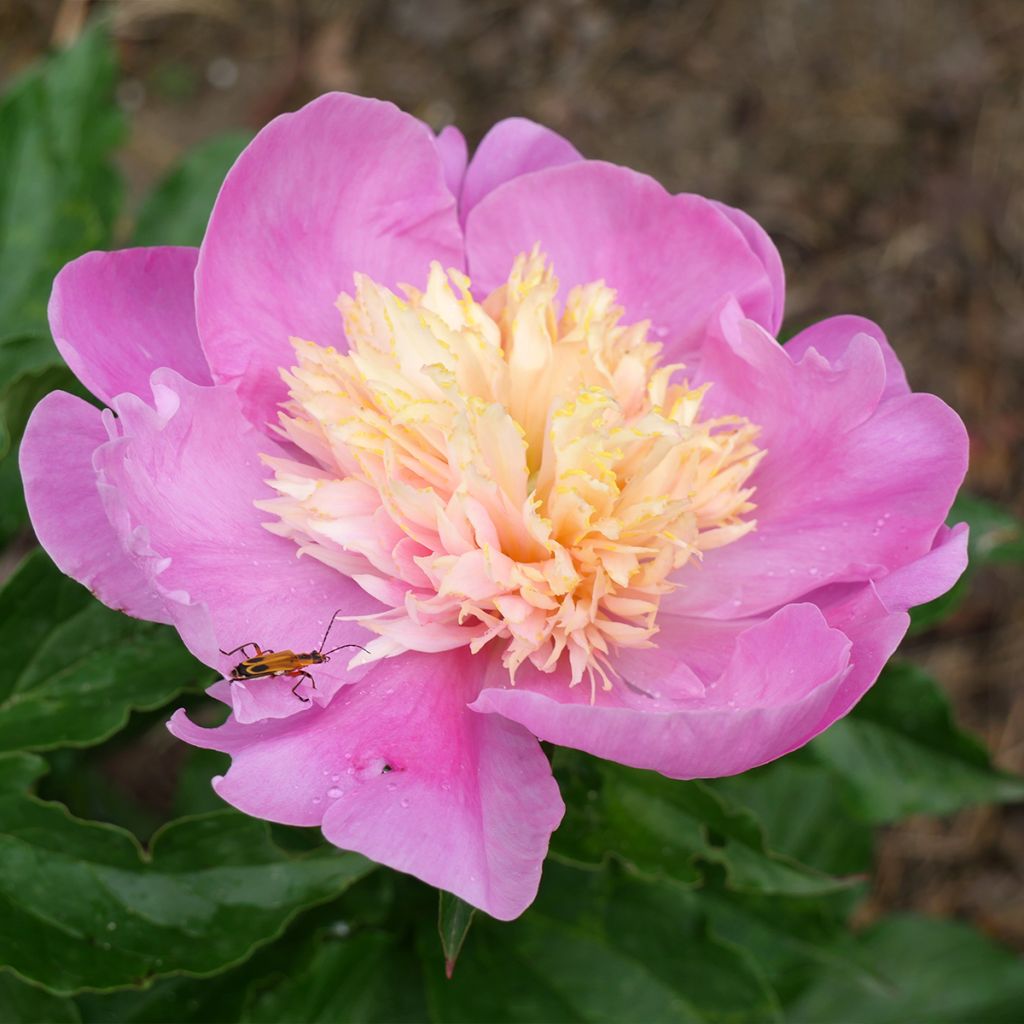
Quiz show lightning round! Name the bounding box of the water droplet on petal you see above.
[400,798,410,808]
[327,787,342,799]
[331,774,340,783]
[312,796,322,805]
[387,781,398,791]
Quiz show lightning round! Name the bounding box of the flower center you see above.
[258,252,763,692]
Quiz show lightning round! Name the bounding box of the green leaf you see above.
[77,873,429,1023]
[428,861,780,1024]
[913,492,1024,629]
[0,550,214,752]
[438,892,476,979]
[0,972,80,1023]
[786,915,1024,1023]
[708,755,873,877]
[133,132,252,248]
[0,751,376,994]
[809,663,1024,823]
[552,753,853,897]
[0,27,124,336]
[954,492,1024,563]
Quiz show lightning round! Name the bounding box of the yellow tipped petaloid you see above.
[258,251,764,695]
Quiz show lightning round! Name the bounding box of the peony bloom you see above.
[20,95,968,920]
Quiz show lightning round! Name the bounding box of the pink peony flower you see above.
[20,94,968,920]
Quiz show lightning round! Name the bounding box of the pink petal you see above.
[785,314,910,401]
[812,522,968,722]
[435,124,468,200]
[667,302,968,618]
[460,117,582,225]
[196,93,464,430]
[92,369,380,681]
[169,649,564,920]
[48,247,210,405]
[465,160,775,355]
[471,604,851,779]
[19,391,170,622]
[710,200,786,334]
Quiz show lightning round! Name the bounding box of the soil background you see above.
[3,0,1024,952]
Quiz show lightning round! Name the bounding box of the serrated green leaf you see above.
[133,132,252,248]
[0,27,124,337]
[0,751,376,994]
[0,971,81,1023]
[0,550,214,752]
[810,663,1024,823]
[438,891,476,979]
[552,753,853,897]
[77,873,427,1024]
[428,861,780,1024]
[785,915,1024,1023]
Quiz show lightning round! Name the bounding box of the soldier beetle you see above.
[219,609,366,701]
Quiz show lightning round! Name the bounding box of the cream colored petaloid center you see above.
[258,252,764,693]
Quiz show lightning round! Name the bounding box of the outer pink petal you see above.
[48,247,210,406]
[196,93,464,429]
[19,391,169,622]
[169,649,564,920]
[435,124,468,201]
[667,302,968,617]
[795,523,967,726]
[471,604,851,779]
[465,161,775,355]
[710,200,786,335]
[785,314,910,401]
[459,117,582,226]
[91,369,380,683]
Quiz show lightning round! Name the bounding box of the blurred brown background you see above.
[3,0,1023,948]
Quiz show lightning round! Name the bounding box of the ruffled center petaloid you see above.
[258,252,763,692]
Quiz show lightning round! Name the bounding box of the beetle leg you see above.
[220,642,264,659]
[290,670,314,702]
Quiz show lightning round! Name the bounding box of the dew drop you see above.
[346,766,355,776]
[441,782,451,791]
[875,517,885,528]
[321,767,330,776]
[331,774,340,783]
[387,781,398,791]
[312,796,322,805]
[808,567,819,576]
[327,787,343,799]
[106,921,117,931]
[883,511,892,519]
[400,798,410,808]
[344,751,353,760]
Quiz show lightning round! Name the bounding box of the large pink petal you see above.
[666,302,968,618]
[19,391,169,622]
[460,117,582,226]
[48,247,210,405]
[92,369,380,686]
[196,93,464,430]
[435,124,468,201]
[471,604,851,779]
[784,314,910,401]
[169,649,564,920]
[710,200,786,335]
[465,160,775,355]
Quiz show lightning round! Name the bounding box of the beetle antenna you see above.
[315,609,344,654]
[323,643,369,658]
